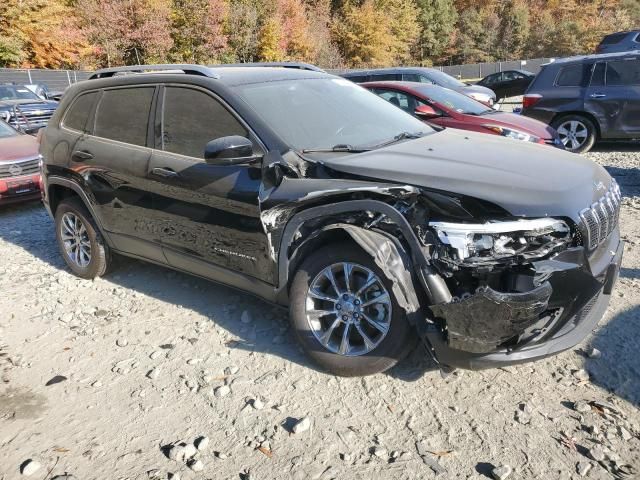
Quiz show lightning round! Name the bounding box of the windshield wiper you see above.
[302,144,372,154]
[366,131,425,149]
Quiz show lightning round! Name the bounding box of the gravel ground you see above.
[1,146,639,480]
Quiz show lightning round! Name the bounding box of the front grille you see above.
[579,180,621,250]
[8,108,55,130]
[0,158,40,179]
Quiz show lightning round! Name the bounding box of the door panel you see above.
[586,60,640,138]
[73,86,164,261]
[152,86,273,284]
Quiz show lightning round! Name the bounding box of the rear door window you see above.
[344,75,368,83]
[94,87,154,146]
[555,65,585,87]
[601,32,628,45]
[590,62,606,87]
[63,92,98,132]
[605,59,640,86]
[370,73,401,81]
[161,87,248,159]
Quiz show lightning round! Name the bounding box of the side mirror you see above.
[204,135,256,165]
[414,105,440,119]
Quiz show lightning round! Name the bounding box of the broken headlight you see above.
[429,218,571,267]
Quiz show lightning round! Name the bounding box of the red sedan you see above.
[0,120,42,205]
[363,81,562,148]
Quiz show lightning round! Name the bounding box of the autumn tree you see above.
[225,0,262,62]
[414,0,458,64]
[333,0,420,67]
[170,0,228,63]
[77,0,173,67]
[0,0,88,68]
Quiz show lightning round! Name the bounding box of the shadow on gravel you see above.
[586,305,640,407]
[0,200,323,373]
[1,200,440,379]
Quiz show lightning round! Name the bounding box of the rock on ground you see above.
[0,146,639,479]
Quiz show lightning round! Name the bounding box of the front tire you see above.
[552,114,597,153]
[289,244,416,376]
[55,197,111,279]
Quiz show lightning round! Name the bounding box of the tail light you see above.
[523,94,542,109]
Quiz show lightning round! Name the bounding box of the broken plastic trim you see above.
[275,199,452,308]
[430,282,553,354]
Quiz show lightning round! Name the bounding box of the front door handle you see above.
[152,167,179,178]
[71,150,94,162]
[590,93,607,98]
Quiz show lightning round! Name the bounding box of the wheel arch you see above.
[551,111,602,139]
[47,177,111,245]
[273,199,451,320]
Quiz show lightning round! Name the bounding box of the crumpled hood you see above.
[320,129,611,221]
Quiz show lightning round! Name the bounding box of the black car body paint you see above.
[41,66,623,371]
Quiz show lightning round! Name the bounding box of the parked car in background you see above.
[476,70,536,101]
[340,67,496,106]
[0,119,41,205]
[24,83,64,101]
[0,83,58,134]
[522,51,640,153]
[41,64,622,377]
[363,81,561,147]
[596,30,640,54]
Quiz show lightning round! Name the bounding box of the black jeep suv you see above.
[40,64,623,376]
[522,51,640,153]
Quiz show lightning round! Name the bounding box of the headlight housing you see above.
[468,92,494,106]
[429,218,571,267]
[482,125,541,143]
[0,110,11,122]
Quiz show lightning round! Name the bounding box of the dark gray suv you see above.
[522,51,640,153]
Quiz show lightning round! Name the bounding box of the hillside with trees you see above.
[0,0,637,69]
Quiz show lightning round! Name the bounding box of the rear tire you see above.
[55,197,112,279]
[551,114,597,153]
[289,243,416,376]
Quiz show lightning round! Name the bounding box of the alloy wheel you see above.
[557,120,588,151]
[305,262,391,356]
[60,212,92,268]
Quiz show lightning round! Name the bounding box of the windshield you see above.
[0,85,41,101]
[0,120,18,138]
[424,70,466,88]
[235,78,431,152]
[418,86,493,115]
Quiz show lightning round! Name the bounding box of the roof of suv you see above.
[544,50,640,66]
[87,65,332,87]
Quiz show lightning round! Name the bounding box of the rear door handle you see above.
[590,93,607,98]
[71,150,94,162]
[152,167,179,178]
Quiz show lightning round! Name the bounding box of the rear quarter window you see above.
[62,92,98,132]
[555,64,586,87]
[601,32,628,45]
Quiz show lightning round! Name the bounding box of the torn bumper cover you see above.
[430,282,552,354]
[425,236,624,370]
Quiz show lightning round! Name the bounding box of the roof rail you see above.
[89,64,220,80]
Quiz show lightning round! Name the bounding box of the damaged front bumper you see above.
[423,233,624,370]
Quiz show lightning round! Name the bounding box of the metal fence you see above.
[436,57,557,80]
[0,57,560,90]
[0,68,91,92]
